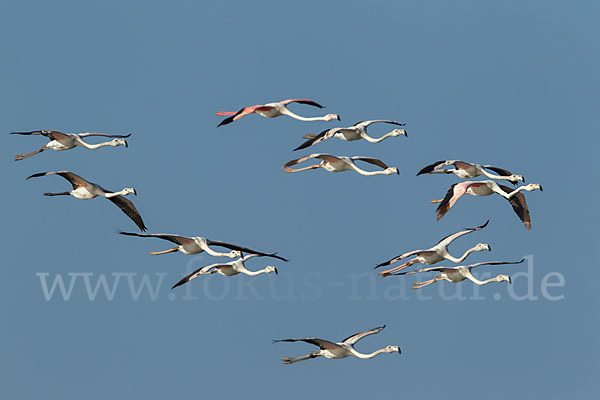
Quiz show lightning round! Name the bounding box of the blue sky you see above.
[1,1,598,399]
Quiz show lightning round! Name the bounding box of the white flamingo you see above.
[171,253,279,289]
[417,159,524,184]
[432,180,543,229]
[283,153,399,176]
[118,231,288,261]
[274,325,400,364]
[27,171,146,231]
[294,120,407,151]
[394,259,525,289]
[216,98,339,126]
[375,220,490,277]
[11,130,130,161]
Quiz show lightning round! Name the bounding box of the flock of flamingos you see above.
[11,98,543,364]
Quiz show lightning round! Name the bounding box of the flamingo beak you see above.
[336,115,341,121]
[133,189,137,196]
[508,277,512,285]
[539,185,543,191]
[124,140,128,148]
[274,268,278,275]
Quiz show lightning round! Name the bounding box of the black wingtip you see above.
[293,139,315,151]
[171,279,186,290]
[26,172,45,180]
[293,142,309,152]
[468,219,490,230]
[267,252,289,262]
[118,231,137,237]
[217,116,235,127]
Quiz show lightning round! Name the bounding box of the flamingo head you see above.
[509,174,524,183]
[265,266,278,275]
[391,128,408,137]
[122,187,136,196]
[112,139,128,148]
[385,167,400,175]
[385,345,401,354]
[229,250,243,259]
[475,243,491,252]
[497,274,511,284]
[325,114,340,121]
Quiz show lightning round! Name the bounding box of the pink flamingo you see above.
[432,180,543,229]
[217,99,340,126]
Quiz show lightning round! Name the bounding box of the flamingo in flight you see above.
[10,130,130,161]
[216,99,340,126]
[432,180,543,229]
[417,160,524,184]
[283,153,399,176]
[27,171,146,232]
[394,259,525,289]
[118,231,288,261]
[274,325,400,365]
[171,253,279,290]
[375,220,491,277]
[294,120,407,151]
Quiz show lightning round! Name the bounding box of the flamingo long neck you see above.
[77,140,116,150]
[239,267,272,276]
[361,130,399,143]
[350,347,389,359]
[103,188,129,198]
[280,108,329,121]
[198,240,236,258]
[348,163,386,176]
[479,168,513,181]
[467,275,502,286]
[446,246,480,263]
[504,185,531,198]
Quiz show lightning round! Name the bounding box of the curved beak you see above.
[403,130,408,137]
[133,189,137,196]
[124,140,128,148]
[398,347,402,355]
[336,115,341,121]
[487,245,492,251]
[539,185,543,192]
[508,276,512,285]
[274,267,278,275]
